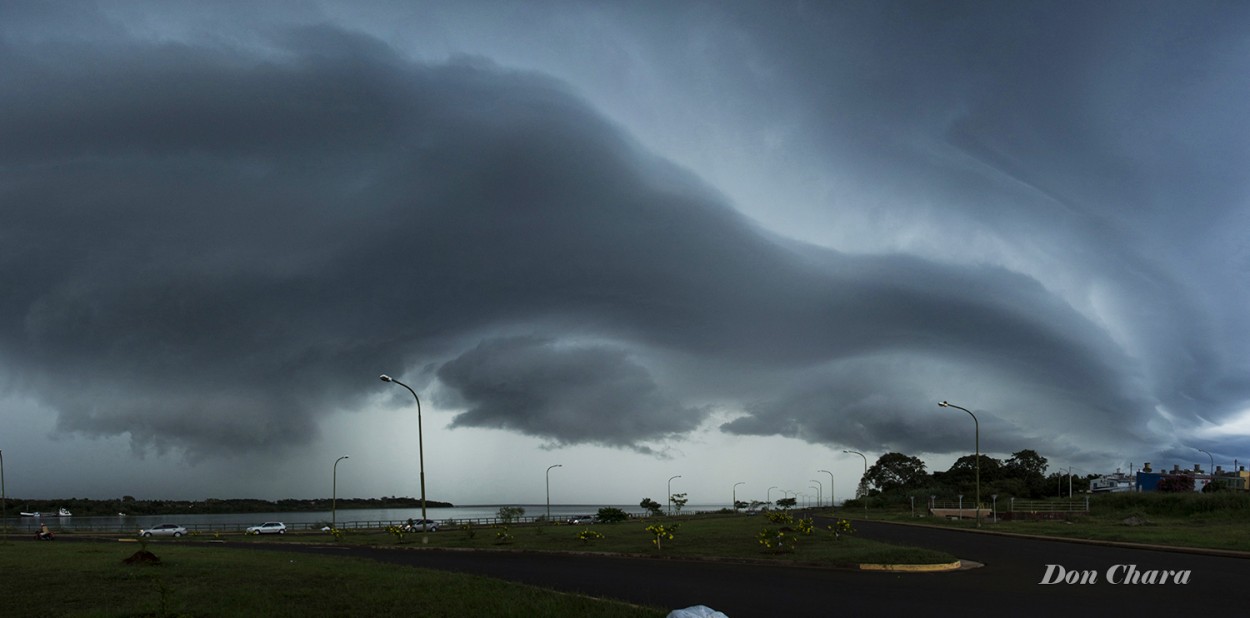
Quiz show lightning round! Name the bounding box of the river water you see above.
[3,504,733,534]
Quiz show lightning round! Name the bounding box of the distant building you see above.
[1132,462,1246,492]
[1090,470,1134,493]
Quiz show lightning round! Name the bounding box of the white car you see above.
[139,523,187,537]
[246,522,287,535]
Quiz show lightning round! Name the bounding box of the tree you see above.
[1004,449,1050,498]
[775,497,797,509]
[496,506,525,523]
[639,497,664,517]
[864,452,928,492]
[670,492,689,514]
[946,454,1003,485]
[596,507,629,523]
[1157,474,1194,493]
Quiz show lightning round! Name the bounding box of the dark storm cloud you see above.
[3,4,1248,466]
[437,336,702,453]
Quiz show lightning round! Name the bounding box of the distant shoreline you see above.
[4,497,454,517]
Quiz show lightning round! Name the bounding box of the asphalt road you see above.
[232,519,1249,617]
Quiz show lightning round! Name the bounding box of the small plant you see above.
[757,528,797,553]
[826,518,855,539]
[766,510,793,525]
[577,529,605,545]
[796,517,815,535]
[460,523,476,539]
[386,525,406,543]
[329,528,344,541]
[495,527,514,544]
[645,523,679,550]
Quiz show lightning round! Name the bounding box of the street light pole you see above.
[818,470,834,509]
[546,464,563,522]
[668,475,682,516]
[733,482,745,510]
[1197,448,1214,477]
[939,401,981,528]
[843,450,868,513]
[810,480,822,508]
[380,374,430,544]
[332,455,349,534]
[767,486,778,507]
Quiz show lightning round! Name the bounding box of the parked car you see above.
[139,523,187,537]
[566,515,596,524]
[246,522,287,535]
[401,519,439,532]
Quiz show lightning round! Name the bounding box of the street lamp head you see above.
[379,374,393,382]
[938,401,949,407]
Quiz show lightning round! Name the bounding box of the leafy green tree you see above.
[864,452,928,492]
[775,497,797,509]
[670,492,689,514]
[496,506,525,523]
[639,497,664,517]
[733,500,749,511]
[1004,449,1049,498]
[596,507,629,523]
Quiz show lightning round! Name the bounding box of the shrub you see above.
[577,529,605,544]
[597,507,629,523]
[645,523,679,550]
[495,527,514,544]
[757,528,797,553]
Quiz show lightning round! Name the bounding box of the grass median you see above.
[846,492,1250,553]
[234,512,958,566]
[0,540,667,617]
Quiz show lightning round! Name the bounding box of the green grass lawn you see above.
[0,540,666,618]
[219,512,957,566]
[849,492,1250,553]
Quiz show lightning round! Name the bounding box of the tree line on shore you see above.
[5,496,454,517]
[846,449,1085,505]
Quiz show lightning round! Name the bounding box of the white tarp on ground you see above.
[667,606,728,618]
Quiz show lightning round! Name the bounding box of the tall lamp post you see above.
[810,483,822,509]
[939,401,981,527]
[380,374,430,544]
[767,486,778,507]
[843,450,868,513]
[332,455,349,534]
[1196,447,1214,477]
[1,449,6,541]
[668,475,682,516]
[733,482,745,510]
[546,464,563,522]
[818,470,835,509]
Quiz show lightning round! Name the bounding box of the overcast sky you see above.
[3,1,1249,506]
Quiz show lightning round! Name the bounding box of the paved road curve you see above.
[233,519,1247,617]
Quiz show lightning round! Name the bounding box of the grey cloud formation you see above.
[437,336,701,453]
[2,1,1249,474]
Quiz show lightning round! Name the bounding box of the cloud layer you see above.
[3,2,1249,472]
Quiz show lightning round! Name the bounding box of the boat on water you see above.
[18,508,72,517]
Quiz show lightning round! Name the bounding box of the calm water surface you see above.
[4,504,734,533]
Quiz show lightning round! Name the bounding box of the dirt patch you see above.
[123,550,161,565]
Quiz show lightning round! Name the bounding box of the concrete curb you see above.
[859,560,965,572]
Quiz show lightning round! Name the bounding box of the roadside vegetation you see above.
[0,540,664,617]
[854,491,1250,553]
[227,511,957,566]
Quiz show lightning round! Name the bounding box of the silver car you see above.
[139,523,187,537]
[246,522,287,535]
